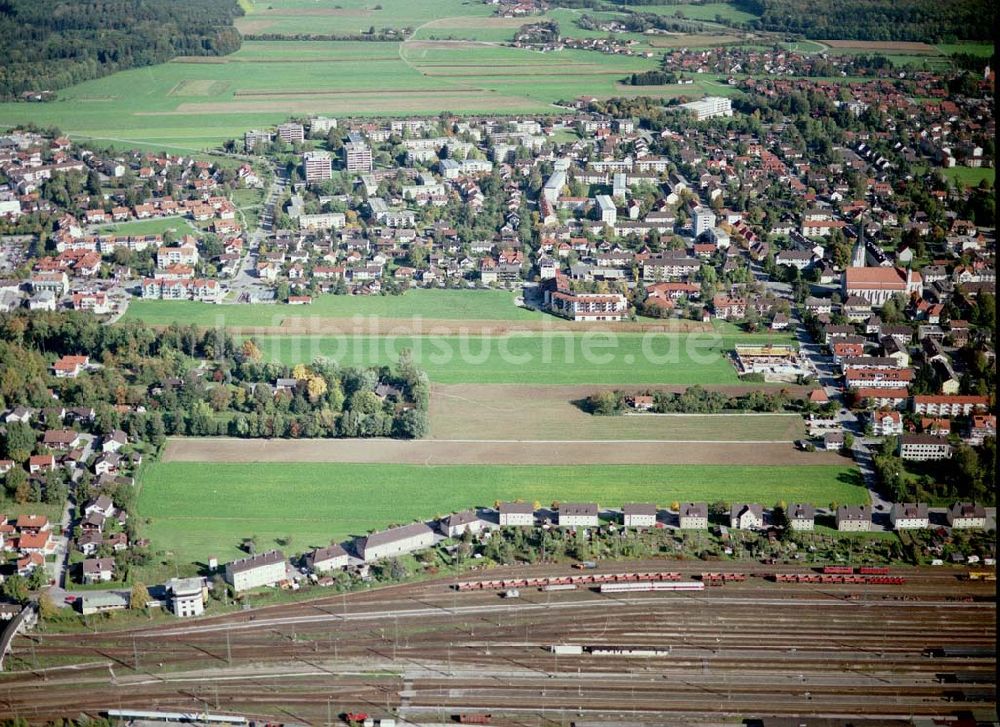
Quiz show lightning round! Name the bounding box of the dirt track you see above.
[162,437,845,465]
[164,316,719,336]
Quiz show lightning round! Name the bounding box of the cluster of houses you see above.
[0,131,247,311]
[809,307,995,455]
[2,400,141,584]
[201,498,991,603]
[0,514,57,578]
[2,50,994,326]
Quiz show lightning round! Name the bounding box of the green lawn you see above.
[136,461,867,568]
[97,216,195,237]
[250,331,795,384]
[0,500,65,527]
[940,166,995,188]
[935,42,995,57]
[124,289,545,326]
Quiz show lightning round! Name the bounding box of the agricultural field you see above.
[634,3,761,23]
[0,0,766,150]
[135,460,868,570]
[428,383,809,441]
[249,330,795,384]
[236,0,495,36]
[0,43,658,151]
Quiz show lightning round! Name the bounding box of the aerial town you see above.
[0,0,995,723]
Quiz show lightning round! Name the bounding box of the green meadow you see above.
[250,331,795,384]
[124,289,544,326]
[136,461,867,568]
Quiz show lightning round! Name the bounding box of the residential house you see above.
[359,522,435,562]
[729,503,764,530]
[498,501,534,527]
[786,503,815,531]
[304,544,349,573]
[836,504,871,532]
[224,549,287,592]
[82,557,116,584]
[898,434,952,461]
[439,510,490,538]
[677,502,708,530]
[947,502,987,529]
[622,503,657,528]
[558,503,599,528]
[890,502,929,530]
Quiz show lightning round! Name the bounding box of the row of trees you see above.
[586,385,805,415]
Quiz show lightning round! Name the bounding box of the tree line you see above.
[0,0,243,99]
[734,0,994,42]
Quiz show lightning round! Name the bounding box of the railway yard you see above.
[2,560,995,724]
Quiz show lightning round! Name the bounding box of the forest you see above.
[735,0,995,42]
[0,0,243,99]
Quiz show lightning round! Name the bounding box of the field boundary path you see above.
[161,437,847,465]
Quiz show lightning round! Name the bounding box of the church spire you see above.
[851,208,866,268]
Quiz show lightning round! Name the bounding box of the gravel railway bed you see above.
[3,562,993,722]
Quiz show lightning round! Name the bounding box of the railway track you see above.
[1,562,993,723]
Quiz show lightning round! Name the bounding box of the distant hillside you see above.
[0,0,243,100]
[735,0,995,42]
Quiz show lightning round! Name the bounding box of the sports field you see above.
[96,216,195,237]
[136,461,867,565]
[249,330,794,384]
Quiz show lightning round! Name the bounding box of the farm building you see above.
[359,522,435,563]
[891,502,929,530]
[558,503,599,528]
[622,503,657,528]
[304,544,349,573]
[678,502,708,530]
[836,505,871,532]
[499,502,535,527]
[224,550,287,593]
